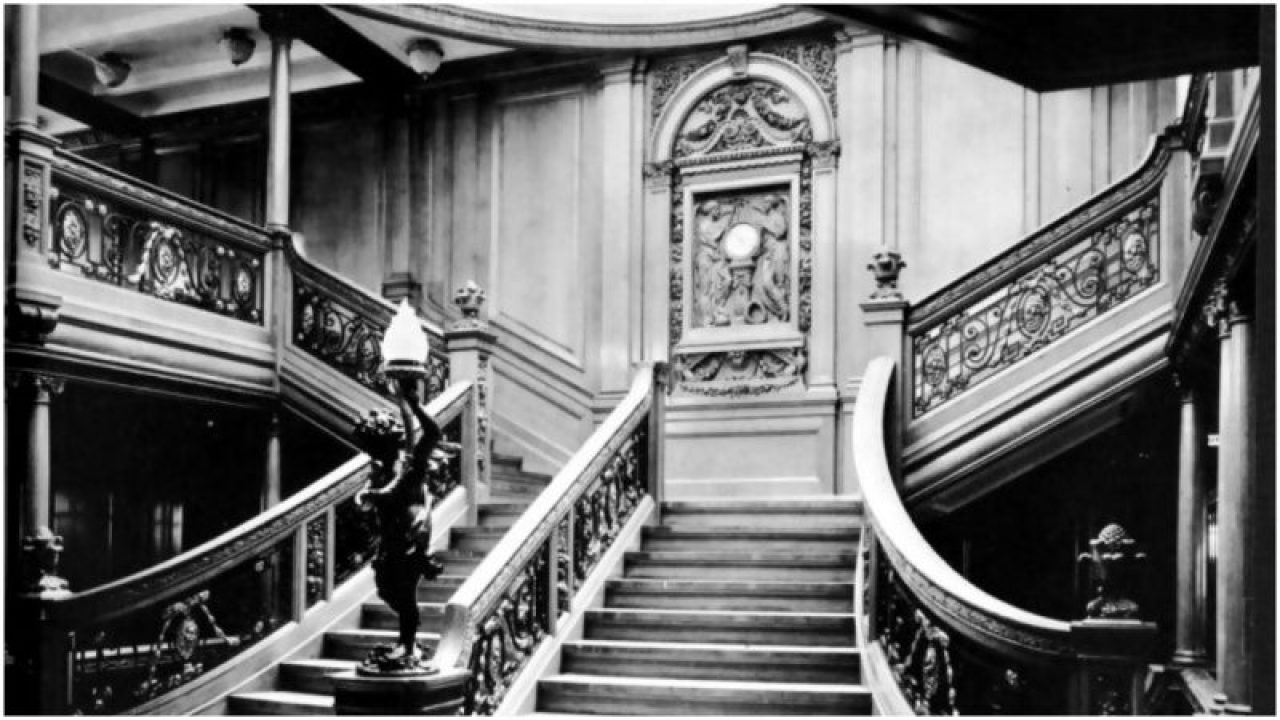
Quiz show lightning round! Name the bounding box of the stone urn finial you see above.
[867,250,907,301]
[1078,523,1148,619]
[451,281,487,331]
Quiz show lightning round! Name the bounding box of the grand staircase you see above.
[534,498,872,716]
[226,453,551,715]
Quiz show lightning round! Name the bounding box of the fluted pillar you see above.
[262,410,282,509]
[1171,376,1208,666]
[9,4,40,132]
[1207,280,1255,713]
[262,15,293,234]
[8,372,69,595]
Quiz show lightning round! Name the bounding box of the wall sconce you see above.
[221,28,257,67]
[93,52,131,89]
[406,38,444,78]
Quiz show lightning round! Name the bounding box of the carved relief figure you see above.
[690,187,791,329]
[675,79,810,158]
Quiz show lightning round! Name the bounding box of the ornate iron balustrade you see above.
[289,247,450,401]
[431,363,667,716]
[907,136,1176,418]
[46,149,270,324]
[853,357,1156,715]
[11,382,475,715]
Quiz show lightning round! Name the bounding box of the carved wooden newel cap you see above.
[381,299,430,377]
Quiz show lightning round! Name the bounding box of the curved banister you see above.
[38,381,472,627]
[853,356,1073,658]
[908,131,1177,334]
[49,146,273,254]
[285,242,445,340]
[425,363,666,715]
[442,363,655,638]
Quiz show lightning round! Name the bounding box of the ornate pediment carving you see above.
[675,79,811,159]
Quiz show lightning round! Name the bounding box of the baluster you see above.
[545,518,561,635]
[291,526,307,621]
[323,506,336,601]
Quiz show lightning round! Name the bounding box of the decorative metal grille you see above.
[910,195,1160,417]
[48,183,265,324]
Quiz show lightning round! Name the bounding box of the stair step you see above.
[641,527,859,552]
[417,575,465,602]
[561,640,861,684]
[436,549,486,574]
[227,690,334,715]
[361,602,446,631]
[585,608,855,646]
[606,579,854,613]
[536,674,872,715]
[661,498,864,513]
[450,527,509,552]
[625,551,854,581]
[490,478,548,500]
[278,658,357,694]
[477,503,530,529]
[323,629,440,661]
[661,500,863,529]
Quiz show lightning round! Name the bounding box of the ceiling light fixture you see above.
[221,28,257,67]
[93,52,131,89]
[406,38,444,78]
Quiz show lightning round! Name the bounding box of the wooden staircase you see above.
[226,453,550,715]
[534,498,872,716]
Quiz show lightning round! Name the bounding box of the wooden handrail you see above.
[49,146,272,254]
[433,364,660,671]
[34,381,472,627]
[284,241,445,341]
[908,131,1177,335]
[853,356,1074,660]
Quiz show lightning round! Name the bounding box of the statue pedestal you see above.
[331,667,469,715]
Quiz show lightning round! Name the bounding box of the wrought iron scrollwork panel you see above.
[292,276,450,400]
[305,515,328,607]
[573,429,646,586]
[333,494,378,587]
[911,196,1160,417]
[873,546,1066,715]
[69,538,294,714]
[47,183,265,324]
[465,541,551,715]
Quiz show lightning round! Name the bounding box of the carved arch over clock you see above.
[649,51,836,163]
[647,48,837,397]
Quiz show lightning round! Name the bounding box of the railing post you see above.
[291,527,308,622]
[646,363,669,526]
[859,253,909,482]
[445,282,495,524]
[1068,620,1159,714]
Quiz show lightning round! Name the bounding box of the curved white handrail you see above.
[853,356,1074,658]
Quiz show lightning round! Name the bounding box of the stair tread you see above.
[232,690,335,708]
[568,639,861,655]
[609,578,853,591]
[645,527,859,537]
[544,673,869,694]
[627,551,855,563]
[283,658,357,671]
[326,628,441,640]
[590,607,855,620]
[662,498,864,510]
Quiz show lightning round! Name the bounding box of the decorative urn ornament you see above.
[867,250,907,300]
[1078,523,1148,619]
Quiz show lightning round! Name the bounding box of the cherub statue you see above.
[353,377,446,673]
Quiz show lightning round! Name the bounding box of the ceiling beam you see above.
[38,73,148,138]
[249,5,423,94]
[812,5,1262,92]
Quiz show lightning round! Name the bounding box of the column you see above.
[382,95,422,307]
[1208,280,1254,713]
[262,410,282,510]
[262,13,292,234]
[598,58,644,397]
[9,4,40,132]
[1171,374,1208,666]
[9,372,69,595]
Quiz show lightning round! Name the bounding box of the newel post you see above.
[444,282,495,525]
[1069,524,1159,714]
[859,251,909,481]
[646,362,670,526]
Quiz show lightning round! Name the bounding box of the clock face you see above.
[723,223,761,261]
